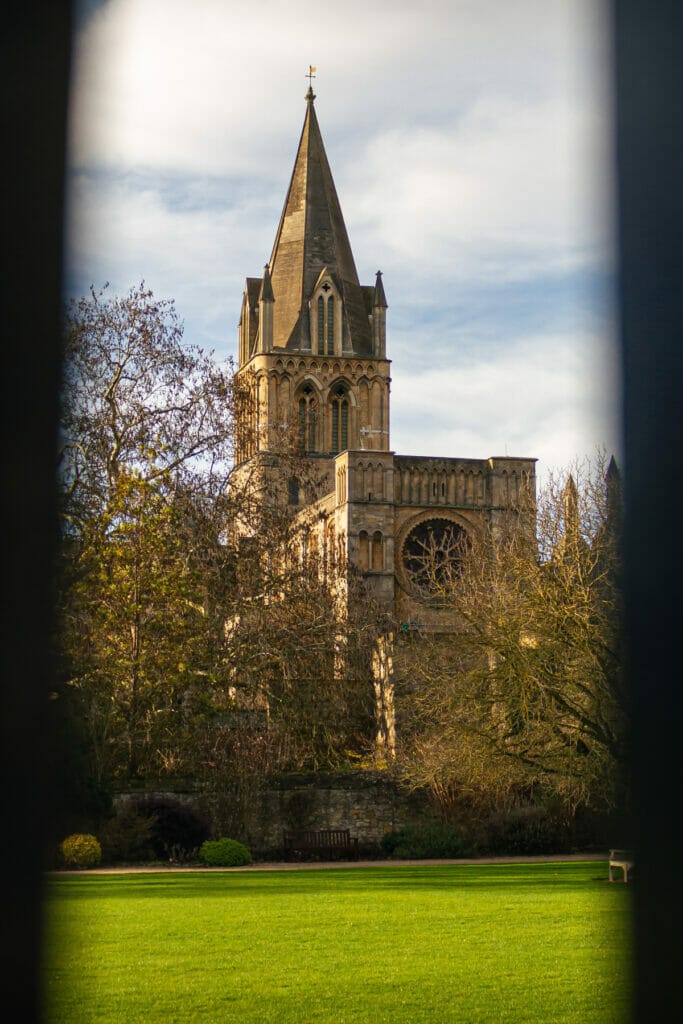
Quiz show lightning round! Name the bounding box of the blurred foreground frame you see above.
[1,1,682,1021]
[2,3,72,1024]
[614,1,683,1020]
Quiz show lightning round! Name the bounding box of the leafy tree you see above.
[55,283,236,784]
[54,283,386,833]
[394,454,628,825]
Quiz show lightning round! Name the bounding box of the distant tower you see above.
[234,86,391,497]
[230,83,536,625]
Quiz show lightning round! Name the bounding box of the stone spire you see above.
[372,270,388,357]
[266,89,373,354]
[373,269,388,309]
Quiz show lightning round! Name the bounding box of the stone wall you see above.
[115,770,435,855]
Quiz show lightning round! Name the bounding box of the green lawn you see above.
[43,861,632,1024]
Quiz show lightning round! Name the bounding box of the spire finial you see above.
[305,65,317,102]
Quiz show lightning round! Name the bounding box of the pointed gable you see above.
[267,89,373,355]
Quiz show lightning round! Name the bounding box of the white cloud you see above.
[65,0,619,477]
[390,328,622,478]
[66,171,262,354]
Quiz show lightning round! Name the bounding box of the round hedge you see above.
[60,833,102,869]
[199,837,252,867]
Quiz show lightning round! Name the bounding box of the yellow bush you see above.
[60,833,102,869]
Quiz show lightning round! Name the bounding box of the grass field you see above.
[43,861,632,1024]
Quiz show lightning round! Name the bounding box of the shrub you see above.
[133,797,210,861]
[476,806,569,856]
[380,824,474,860]
[99,805,157,864]
[199,837,253,867]
[59,833,102,869]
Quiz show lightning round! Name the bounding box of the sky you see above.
[65,0,621,484]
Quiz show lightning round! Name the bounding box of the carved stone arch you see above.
[465,469,475,504]
[278,373,292,422]
[448,469,456,504]
[275,358,284,370]
[327,376,357,406]
[295,373,323,396]
[358,530,370,571]
[421,468,430,504]
[295,377,321,454]
[327,377,354,454]
[371,530,384,571]
[395,509,477,600]
[286,359,296,373]
[356,460,367,496]
[476,470,485,506]
[402,467,411,504]
[311,268,343,356]
[374,462,385,499]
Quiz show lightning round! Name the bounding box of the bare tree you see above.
[394,454,627,821]
[56,283,237,782]
[55,287,387,822]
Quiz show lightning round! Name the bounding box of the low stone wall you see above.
[115,770,435,854]
[254,771,432,850]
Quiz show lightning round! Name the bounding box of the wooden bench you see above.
[283,828,359,861]
[609,848,635,883]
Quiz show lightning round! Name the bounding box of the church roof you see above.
[267,88,373,354]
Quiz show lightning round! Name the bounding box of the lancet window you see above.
[330,385,349,454]
[298,385,317,453]
[313,280,338,355]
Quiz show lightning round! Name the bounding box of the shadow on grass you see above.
[47,861,613,902]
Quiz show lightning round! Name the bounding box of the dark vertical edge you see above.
[613,1,683,1019]
[0,2,72,1021]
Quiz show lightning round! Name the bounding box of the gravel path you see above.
[49,852,607,876]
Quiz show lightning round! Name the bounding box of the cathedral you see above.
[234,85,536,635]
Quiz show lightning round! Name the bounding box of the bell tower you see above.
[234,86,391,482]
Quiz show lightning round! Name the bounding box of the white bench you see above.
[609,848,635,883]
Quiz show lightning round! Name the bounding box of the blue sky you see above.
[65,0,620,482]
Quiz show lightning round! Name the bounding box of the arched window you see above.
[317,296,324,350]
[358,531,370,571]
[371,531,384,571]
[330,385,349,454]
[298,385,317,453]
[288,477,299,505]
[327,296,334,355]
[314,282,337,355]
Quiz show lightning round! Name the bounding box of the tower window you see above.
[330,385,349,454]
[327,296,334,355]
[317,296,324,351]
[358,531,369,571]
[315,284,337,355]
[298,385,317,453]
[372,531,384,571]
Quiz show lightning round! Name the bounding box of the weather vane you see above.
[306,65,317,87]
